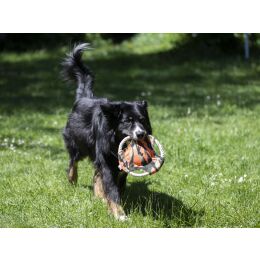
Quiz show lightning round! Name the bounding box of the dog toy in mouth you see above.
[118,135,165,177]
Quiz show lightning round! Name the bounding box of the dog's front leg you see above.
[117,172,127,197]
[93,170,106,201]
[101,166,127,221]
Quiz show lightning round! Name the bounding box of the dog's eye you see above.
[139,117,145,122]
[122,117,133,123]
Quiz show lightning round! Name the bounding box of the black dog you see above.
[62,43,152,220]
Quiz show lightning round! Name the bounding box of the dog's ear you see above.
[137,100,147,108]
[100,103,121,118]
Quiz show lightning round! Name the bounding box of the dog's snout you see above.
[132,124,147,140]
[136,130,146,139]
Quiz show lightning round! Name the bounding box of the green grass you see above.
[0,34,259,227]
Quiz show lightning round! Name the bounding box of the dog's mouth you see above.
[119,128,148,142]
[119,132,147,142]
[131,131,147,141]
[132,135,146,141]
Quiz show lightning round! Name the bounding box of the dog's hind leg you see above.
[63,130,80,184]
[67,155,79,184]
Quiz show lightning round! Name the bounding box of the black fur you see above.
[62,43,152,205]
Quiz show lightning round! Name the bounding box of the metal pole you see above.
[244,33,249,59]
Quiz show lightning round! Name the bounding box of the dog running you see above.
[62,43,152,220]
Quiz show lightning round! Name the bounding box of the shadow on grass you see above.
[123,181,203,227]
[83,180,203,227]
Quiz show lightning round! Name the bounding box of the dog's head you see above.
[101,101,152,141]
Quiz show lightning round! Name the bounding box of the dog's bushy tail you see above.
[62,43,94,100]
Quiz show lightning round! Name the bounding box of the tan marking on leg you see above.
[93,172,106,202]
[68,162,78,184]
[93,171,127,221]
[108,200,127,221]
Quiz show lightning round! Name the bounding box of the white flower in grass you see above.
[238,176,244,183]
[184,174,188,178]
[10,144,16,151]
[217,100,221,106]
[18,139,25,145]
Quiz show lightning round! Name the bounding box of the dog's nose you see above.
[136,130,146,139]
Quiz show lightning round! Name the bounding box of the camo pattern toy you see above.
[118,135,165,177]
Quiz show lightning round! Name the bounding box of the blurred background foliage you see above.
[0,33,260,56]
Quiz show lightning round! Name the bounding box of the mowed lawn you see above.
[0,36,260,227]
